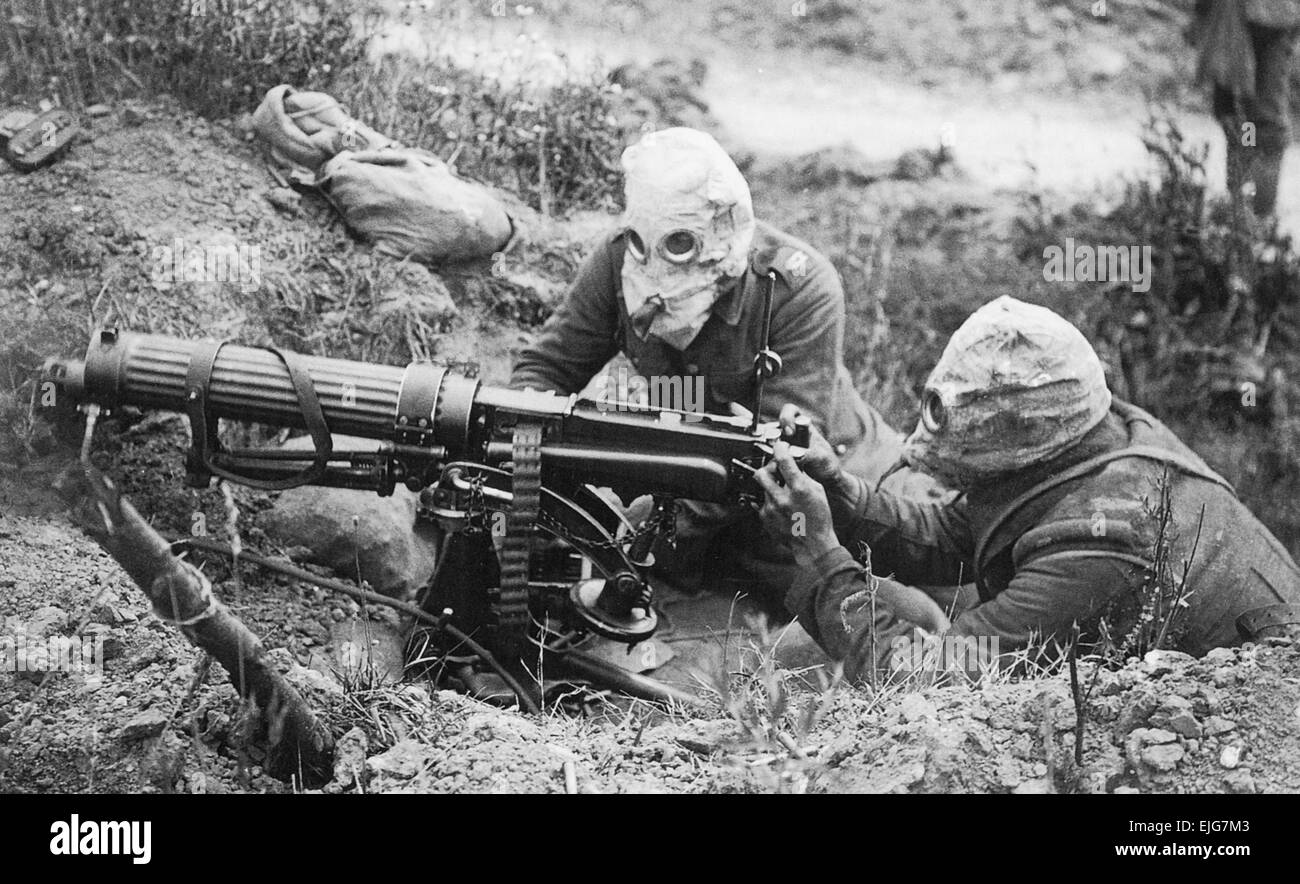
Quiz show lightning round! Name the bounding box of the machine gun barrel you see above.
[44,329,799,501]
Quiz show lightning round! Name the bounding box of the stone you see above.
[332,726,369,789]
[1139,742,1184,773]
[25,605,67,638]
[265,187,301,214]
[1012,778,1054,794]
[1222,770,1256,794]
[120,707,169,742]
[1142,649,1194,676]
[1114,685,1159,736]
[84,103,112,117]
[1149,695,1201,739]
[1203,647,1236,665]
[261,435,441,598]
[899,693,937,723]
[1134,727,1178,745]
[1203,716,1237,737]
[1219,745,1242,769]
[82,624,123,661]
[366,739,433,783]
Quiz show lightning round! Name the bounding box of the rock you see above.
[464,711,542,743]
[267,647,344,702]
[1203,716,1237,737]
[84,103,112,117]
[25,605,68,638]
[121,707,169,742]
[1012,778,1054,794]
[261,435,441,598]
[91,602,128,625]
[1114,687,1160,736]
[1133,727,1178,745]
[1112,785,1142,794]
[265,187,301,214]
[1140,742,1185,773]
[82,624,123,661]
[996,759,1023,789]
[1222,770,1256,794]
[331,726,369,789]
[668,719,741,756]
[1203,647,1236,665]
[1193,685,1222,716]
[122,106,146,127]
[366,739,434,783]
[899,693,937,723]
[1219,745,1242,769]
[1142,649,1194,676]
[1149,695,1201,739]
[966,729,995,755]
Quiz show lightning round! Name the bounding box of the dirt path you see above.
[381,9,1300,237]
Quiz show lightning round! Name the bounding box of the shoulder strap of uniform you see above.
[754,244,816,289]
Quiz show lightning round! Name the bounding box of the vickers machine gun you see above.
[44,329,809,703]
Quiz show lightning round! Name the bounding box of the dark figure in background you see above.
[1195,0,1300,219]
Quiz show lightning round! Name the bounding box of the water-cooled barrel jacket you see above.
[788,400,1300,658]
[509,221,878,450]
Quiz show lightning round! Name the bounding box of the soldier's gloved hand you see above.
[777,404,840,483]
[754,440,839,566]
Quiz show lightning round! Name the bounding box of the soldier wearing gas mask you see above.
[511,127,925,610]
[755,296,1300,680]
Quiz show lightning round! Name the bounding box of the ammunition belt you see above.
[495,421,543,651]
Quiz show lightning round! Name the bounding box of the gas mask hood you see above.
[619,127,755,350]
[902,296,1112,489]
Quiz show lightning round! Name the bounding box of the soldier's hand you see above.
[777,404,840,483]
[754,441,839,566]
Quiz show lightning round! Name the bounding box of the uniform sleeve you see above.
[826,470,975,586]
[947,552,1136,653]
[509,240,621,394]
[783,545,951,679]
[758,260,843,431]
[787,546,1139,682]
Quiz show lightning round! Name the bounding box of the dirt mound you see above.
[0,98,598,471]
[4,498,1295,794]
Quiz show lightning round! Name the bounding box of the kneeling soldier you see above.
[756,296,1300,679]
